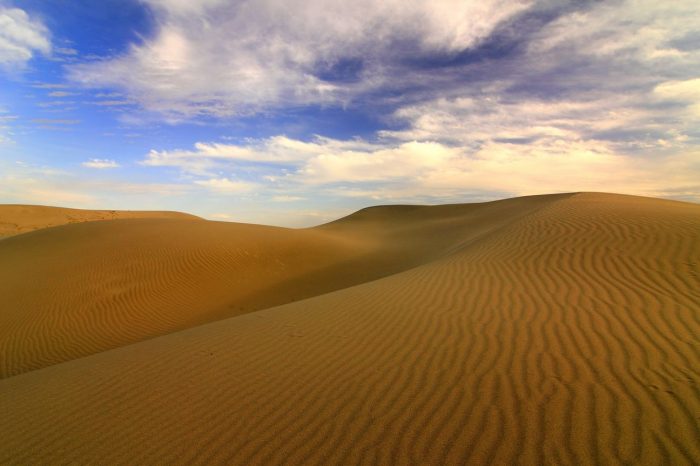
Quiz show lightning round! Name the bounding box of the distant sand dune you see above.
[0,204,200,237]
[1,193,698,464]
[0,219,372,377]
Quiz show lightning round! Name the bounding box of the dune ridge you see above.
[1,192,699,465]
[0,204,200,238]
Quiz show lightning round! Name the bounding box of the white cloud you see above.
[380,92,699,156]
[55,47,78,56]
[529,1,700,63]
[383,97,638,143]
[515,0,700,114]
[299,141,458,184]
[134,7,700,204]
[48,91,76,97]
[654,78,700,118]
[32,83,69,89]
[141,135,377,175]
[82,158,120,169]
[0,7,50,66]
[0,165,97,205]
[209,212,233,220]
[0,161,193,209]
[64,0,700,134]
[654,78,700,100]
[194,177,257,193]
[146,0,228,16]
[68,0,530,117]
[272,195,304,202]
[141,131,700,204]
[93,100,133,107]
[31,118,80,125]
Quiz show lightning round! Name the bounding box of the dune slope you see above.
[0,194,564,378]
[1,192,698,465]
[0,204,199,237]
[0,218,379,377]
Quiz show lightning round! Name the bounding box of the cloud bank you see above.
[69,0,531,117]
[133,0,700,206]
[3,0,700,225]
[143,134,700,203]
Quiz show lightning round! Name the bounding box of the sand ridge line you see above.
[0,204,201,238]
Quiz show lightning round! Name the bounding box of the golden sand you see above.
[1,193,698,464]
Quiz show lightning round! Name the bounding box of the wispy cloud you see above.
[142,136,322,175]
[37,100,77,109]
[93,100,133,107]
[209,213,233,220]
[82,158,120,169]
[194,177,257,193]
[0,161,192,208]
[31,118,80,125]
[0,130,11,144]
[32,83,70,89]
[48,91,76,97]
[0,108,16,143]
[55,46,78,56]
[272,195,304,202]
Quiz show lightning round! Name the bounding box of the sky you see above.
[0,0,698,226]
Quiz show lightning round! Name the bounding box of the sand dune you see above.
[0,194,561,378]
[1,193,699,464]
[0,204,200,237]
[0,218,373,377]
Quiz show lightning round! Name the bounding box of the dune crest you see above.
[0,204,200,238]
[1,192,699,464]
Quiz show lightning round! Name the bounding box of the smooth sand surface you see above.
[1,193,698,464]
[0,204,200,237]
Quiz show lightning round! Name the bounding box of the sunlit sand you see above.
[1,192,698,464]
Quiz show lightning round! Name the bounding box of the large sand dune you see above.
[1,193,699,464]
[0,194,560,377]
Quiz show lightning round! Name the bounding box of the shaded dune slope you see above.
[1,193,699,464]
[0,219,383,377]
[0,204,199,238]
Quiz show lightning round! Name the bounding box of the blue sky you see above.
[1,0,699,226]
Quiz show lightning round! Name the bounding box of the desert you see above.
[2,1,699,464]
[1,192,699,464]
